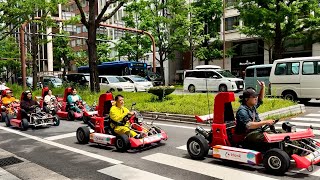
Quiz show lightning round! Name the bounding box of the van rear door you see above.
[300,61,320,98]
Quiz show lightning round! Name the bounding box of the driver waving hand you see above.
[236,80,275,142]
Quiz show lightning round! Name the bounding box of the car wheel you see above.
[188,85,195,93]
[21,118,29,131]
[219,84,228,92]
[187,135,209,160]
[263,148,290,175]
[115,134,130,152]
[76,126,90,144]
[110,88,115,92]
[67,110,75,121]
[82,116,90,124]
[4,115,10,127]
[282,91,297,101]
[53,115,60,126]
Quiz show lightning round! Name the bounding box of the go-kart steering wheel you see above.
[261,119,279,132]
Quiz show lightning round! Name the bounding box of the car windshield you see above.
[107,76,127,83]
[131,76,147,82]
[216,70,236,78]
[51,78,62,83]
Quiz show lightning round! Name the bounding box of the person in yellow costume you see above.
[109,95,141,139]
[2,90,19,105]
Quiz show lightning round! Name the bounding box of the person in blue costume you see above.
[67,87,90,113]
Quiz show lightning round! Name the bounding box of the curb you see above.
[141,104,306,125]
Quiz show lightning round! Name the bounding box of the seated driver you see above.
[109,95,141,139]
[67,87,89,113]
[2,90,19,106]
[20,90,39,119]
[44,89,57,114]
[236,81,300,154]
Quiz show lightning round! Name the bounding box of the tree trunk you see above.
[159,54,165,85]
[87,3,100,93]
[268,47,273,64]
[273,22,284,60]
[31,23,38,91]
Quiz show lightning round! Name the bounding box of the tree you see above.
[74,0,126,92]
[123,0,190,84]
[237,0,320,62]
[191,0,226,64]
[74,50,89,67]
[116,32,151,61]
[53,32,76,77]
[97,41,114,63]
[0,0,66,90]
[0,36,21,82]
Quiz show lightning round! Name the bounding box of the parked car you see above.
[17,77,43,89]
[244,64,272,94]
[64,73,89,87]
[122,75,153,92]
[43,76,63,88]
[99,75,135,92]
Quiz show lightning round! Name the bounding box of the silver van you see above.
[244,64,272,93]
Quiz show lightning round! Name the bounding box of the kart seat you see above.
[63,87,73,111]
[42,87,50,107]
[97,92,114,117]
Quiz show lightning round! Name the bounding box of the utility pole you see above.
[222,0,226,69]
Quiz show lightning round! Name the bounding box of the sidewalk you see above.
[0,167,20,180]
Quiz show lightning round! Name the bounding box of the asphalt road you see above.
[0,104,320,180]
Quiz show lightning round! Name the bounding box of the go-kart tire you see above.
[67,110,75,121]
[76,126,90,144]
[1,112,6,122]
[53,115,60,126]
[263,148,290,175]
[4,115,10,127]
[21,118,29,131]
[115,134,130,152]
[187,135,209,160]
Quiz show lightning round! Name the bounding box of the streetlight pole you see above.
[222,0,226,69]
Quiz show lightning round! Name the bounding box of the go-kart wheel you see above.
[115,134,130,152]
[1,112,6,122]
[263,148,290,175]
[76,126,90,144]
[4,115,10,127]
[187,135,209,160]
[21,118,29,131]
[67,110,75,121]
[53,115,60,126]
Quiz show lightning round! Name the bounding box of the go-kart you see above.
[5,92,60,130]
[0,89,20,122]
[38,87,61,116]
[56,87,97,122]
[187,92,320,175]
[76,92,168,152]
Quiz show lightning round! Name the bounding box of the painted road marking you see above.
[142,153,278,180]
[0,126,123,165]
[291,117,320,122]
[98,164,172,180]
[44,132,76,141]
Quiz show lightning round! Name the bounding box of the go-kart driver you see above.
[67,87,90,113]
[109,95,141,139]
[20,90,39,119]
[44,89,58,113]
[236,80,300,154]
[2,90,19,105]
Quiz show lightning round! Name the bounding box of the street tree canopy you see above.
[237,0,320,62]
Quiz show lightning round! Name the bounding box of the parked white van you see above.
[183,69,244,93]
[269,56,320,102]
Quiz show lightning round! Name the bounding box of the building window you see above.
[225,16,239,31]
[76,26,81,33]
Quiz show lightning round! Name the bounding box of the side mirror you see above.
[212,75,218,79]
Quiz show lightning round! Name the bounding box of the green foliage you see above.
[123,0,190,82]
[236,0,320,60]
[0,36,21,80]
[53,31,76,71]
[147,86,175,100]
[74,50,88,67]
[116,33,151,61]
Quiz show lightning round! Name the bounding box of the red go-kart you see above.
[56,87,98,122]
[38,87,62,115]
[5,92,59,130]
[76,92,168,152]
[187,92,320,175]
[0,89,20,122]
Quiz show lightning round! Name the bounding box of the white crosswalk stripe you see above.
[305,114,320,117]
[142,153,278,180]
[290,117,320,122]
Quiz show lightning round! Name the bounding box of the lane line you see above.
[0,126,123,165]
[176,145,187,151]
[152,122,210,131]
[98,164,172,180]
[44,132,76,141]
[142,153,278,180]
[305,114,320,117]
[290,117,320,122]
